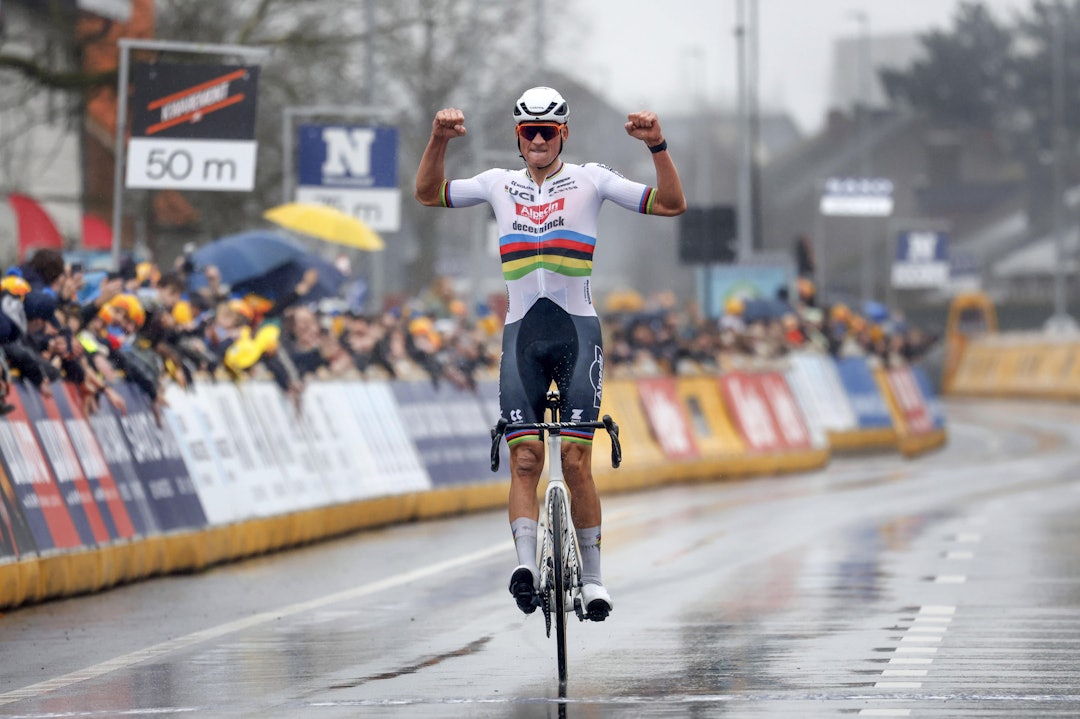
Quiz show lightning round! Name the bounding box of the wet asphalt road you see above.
[2,398,1080,718]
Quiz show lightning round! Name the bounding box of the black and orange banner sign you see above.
[130,62,260,140]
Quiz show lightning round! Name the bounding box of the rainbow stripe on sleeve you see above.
[639,187,657,214]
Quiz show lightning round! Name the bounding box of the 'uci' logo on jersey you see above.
[516,198,565,225]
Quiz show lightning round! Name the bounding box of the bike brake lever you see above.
[602,415,622,469]
[490,418,508,472]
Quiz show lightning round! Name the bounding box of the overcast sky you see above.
[548,0,1033,135]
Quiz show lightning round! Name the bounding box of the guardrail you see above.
[0,351,946,610]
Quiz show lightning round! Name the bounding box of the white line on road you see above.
[888,657,933,664]
[919,605,956,615]
[932,575,968,584]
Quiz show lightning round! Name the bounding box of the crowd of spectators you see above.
[0,248,937,421]
[602,278,938,380]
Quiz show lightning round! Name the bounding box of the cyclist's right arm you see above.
[415,108,467,206]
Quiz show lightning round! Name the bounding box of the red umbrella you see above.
[6,193,63,259]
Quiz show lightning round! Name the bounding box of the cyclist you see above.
[415,86,686,620]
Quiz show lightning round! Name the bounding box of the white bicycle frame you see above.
[536,430,584,621]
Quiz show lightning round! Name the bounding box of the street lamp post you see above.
[735,0,753,262]
[1048,2,1077,332]
[851,10,874,305]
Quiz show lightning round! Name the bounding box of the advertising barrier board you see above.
[885,367,935,436]
[14,383,105,547]
[110,384,206,532]
[345,382,430,496]
[719,372,783,452]
[834,358,894,430]
[0,386,83,552]
[636,377,700,461]
[757,372,813,451]
[52,383,136,542]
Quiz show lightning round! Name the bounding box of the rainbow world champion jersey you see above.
[439,161,656,325]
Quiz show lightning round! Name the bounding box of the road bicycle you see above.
[490,391,622,690]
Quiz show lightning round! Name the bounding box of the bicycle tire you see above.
[550,488,569,689]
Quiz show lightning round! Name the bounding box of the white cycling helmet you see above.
[513,86,569,124]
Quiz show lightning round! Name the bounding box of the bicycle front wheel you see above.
[550,488,569,689]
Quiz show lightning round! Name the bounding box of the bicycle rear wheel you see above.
[550,488,569,689]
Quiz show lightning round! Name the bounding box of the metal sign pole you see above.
[109,38,269,268]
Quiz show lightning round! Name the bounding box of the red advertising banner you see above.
[20,383,112,546]
[636,377,699,461]
[886,366,934,435]
[718,372,783,453]
[0,464,36,559]
[54,383,137,540]
[0,385,83,551]
[757,372,813,450]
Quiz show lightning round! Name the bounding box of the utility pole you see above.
[735,0,753,262]
[1048,2,1077,332]
[852,10,874,304]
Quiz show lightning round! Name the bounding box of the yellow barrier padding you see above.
[874,367,909,437]
[827,427,898,453]
[675,376,746,458]
[592,378,667,478]
[950,334,1080,401]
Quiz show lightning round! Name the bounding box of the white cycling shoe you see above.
[580,582,613,621]
[509,565,540,615]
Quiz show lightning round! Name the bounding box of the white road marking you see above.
[932,575,967,584]
[874,681,922,689]
[882,669,928,677]
[919,605,956,615]
[888,657,933,664]
[0,541,510,707]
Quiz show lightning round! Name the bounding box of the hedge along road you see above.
[1,399,1079,718]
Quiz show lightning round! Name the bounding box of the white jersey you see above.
[439,161,656,324]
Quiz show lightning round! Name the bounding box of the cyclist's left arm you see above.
[625,110,686,217]
[646,143,687,216]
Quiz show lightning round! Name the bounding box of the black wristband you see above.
[648,139,668,154]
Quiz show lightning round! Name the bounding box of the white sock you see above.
[511,517,538,571]
[577,526,602,586]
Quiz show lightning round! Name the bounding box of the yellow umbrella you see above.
[262,202,385,251]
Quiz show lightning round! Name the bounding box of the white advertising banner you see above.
[787,354,859,435]
[239,382,331,511]
[163,385,239,525]
[346,382,430,497]
[299,381,375,503]
[200,382,290,518]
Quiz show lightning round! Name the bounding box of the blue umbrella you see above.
[190,230,308,286]
[742,298,793,323]
[232,253,347,302]
[863,300,890,323]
